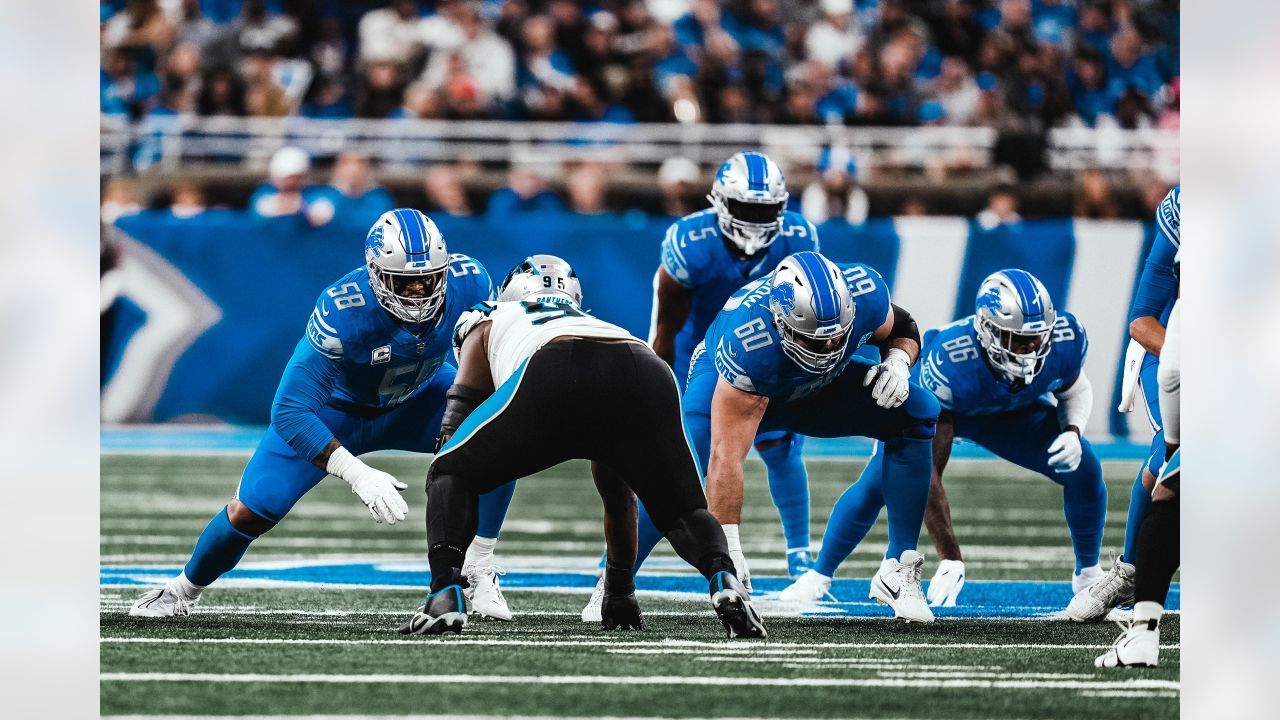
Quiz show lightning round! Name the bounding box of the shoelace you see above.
[469,565,507,601]
[1090,555,1128,599]
[899,559,926,600]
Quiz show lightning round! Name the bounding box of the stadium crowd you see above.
[101,0,1179,132]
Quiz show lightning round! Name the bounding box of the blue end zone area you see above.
[102,425,1153,460]
[100,562,1178,620]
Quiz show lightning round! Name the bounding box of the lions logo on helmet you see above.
[365,209,450,324]
[768,252,855,373]
[974,269,1057,385]
[708,151,789,256]
[498,254,584,306]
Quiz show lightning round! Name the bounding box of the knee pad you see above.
[756,432,802,460]
[900,421,936,440]
[904,381,941,423]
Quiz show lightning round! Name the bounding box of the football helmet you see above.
[768,252,855,374]
[365,209,450,324]
[498,254,583,305]
[974,269,1057,384]
[708,151,789,256]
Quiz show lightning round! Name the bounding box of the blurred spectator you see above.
[359,0,427,65]
[302,76,355,119]
[101,48,159,118]
[304,152,396,226]
[424,164,474,216]
[1114,88,1154,130]
[899,194,928,216]
[101,177,142,225]
[976,183,1021,229]
[242,51,293,117]
[102,0,175,56]
[518,14,577,99]
[1074,169,1118,219]
[197,66,247,117]
[805,0,863,70]
[1067,47,1115,127]
[971,72,1023,131]
[168,180,207,219]
[657,156,701,217]
[800,146,868,225]
[1107,26,1164,98]
[420,1,516,113]
[250,146,328,226]
[486,163,566,217]
[222,0,298,56]
[934,56,978,126]
[1156,77,1179,130]
[566,163,609,215]
[570,79,637,124]
[357,61,407,119]
[391,82,444,119]
[170,0,221,53]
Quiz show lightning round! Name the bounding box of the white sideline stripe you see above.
[100,672,1179,691]
[99,637,1182,651]
[103,716,947,720]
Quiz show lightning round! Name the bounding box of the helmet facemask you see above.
[710,189,786,256]
[975,315,1052,385]
[368,263,448,324]
[775,317,852,374]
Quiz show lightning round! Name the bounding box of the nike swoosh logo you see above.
[321,305,330,316]
[882,578,900,600]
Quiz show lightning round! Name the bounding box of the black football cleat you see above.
[710,570,767,639]
[398,585,469,635]
[601,591,644,631]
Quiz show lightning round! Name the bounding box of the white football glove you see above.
[1046,431,1083,473]
[326,446,409,524]
[722,524,752,593]
[926,559,965,607]
[863,348,912,409]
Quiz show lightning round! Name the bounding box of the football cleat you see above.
[463,562,512,621]
[601,591,644,631]
[580,575,605,623]
[710,570,767,639]
[128,582,199,618]
[786,549,814,578]
[399,585,469,635]
[778,569,835,603]
[1066,557,1135,622]
[869,550,934,623]
[1072,563,1103,596]
[1095,618,1160,668]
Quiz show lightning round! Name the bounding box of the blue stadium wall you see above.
[102,211,1156,441]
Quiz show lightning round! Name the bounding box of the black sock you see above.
[604,561,635,595]
[697,552,735,580]
[428,543,466,593]
[1133,497,1180,605]
[665,508,734,580]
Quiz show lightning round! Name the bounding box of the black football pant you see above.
[425,339,732,591]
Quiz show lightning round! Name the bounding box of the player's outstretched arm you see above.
[592,463,643,630]
[707,378,769,584]
[864,303,921,409]
[924,412,966,606]
[650,267,693,368]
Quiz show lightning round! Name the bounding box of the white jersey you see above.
[454,296,639,386]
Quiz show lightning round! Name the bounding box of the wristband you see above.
[722,523,741,553]
[884,347,912,368]
[326,445,364,485]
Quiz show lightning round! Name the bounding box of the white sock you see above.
[464,536,498,569]
[1075,563,1101,577]
[174,571,205,600]
[1134,600,1164,625]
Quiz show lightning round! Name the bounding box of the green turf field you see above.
[101,453,1178,718]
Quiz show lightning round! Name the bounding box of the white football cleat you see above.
[778,569,834,603]
[128,582,199,618]
[580,575,605,623]
[870,550,934,623]
[1072,563,1103,596]
[1095,618,1160,668]
[463,562,512,621]
[1066,557,1135,622]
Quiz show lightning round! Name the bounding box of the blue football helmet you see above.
[365,209,450,324]
[768,252,855,374]
[708,151,789,256]
[974,269,1057,384]
[498,254,583,306]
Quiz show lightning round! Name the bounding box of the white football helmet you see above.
[498,254,583,306]
[708,151,789,256]
[768,252,855,373]
[364,209,450,324]
[974,269,1057,384]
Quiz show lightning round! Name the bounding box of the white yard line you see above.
[100,672,1179,691]
[99,637,1181,651]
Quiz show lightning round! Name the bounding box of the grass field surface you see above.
[101,452,1178,718]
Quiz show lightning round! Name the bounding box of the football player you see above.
[781,270,1105,607]
[1097,255,1180,668]
[399,255,765,638]
[685,250,940,622]
[129,209,517,620]
[583,150,821,621]
[1068,185,1180,621]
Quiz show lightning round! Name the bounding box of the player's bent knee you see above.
[227,499,275,536]
[904,383,941,422]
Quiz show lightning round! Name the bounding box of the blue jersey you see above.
[698,262,890,403]
[270,254,493,461]
[1128,186,1179,326]
[917,313,1088,417]
[659,208,819,380]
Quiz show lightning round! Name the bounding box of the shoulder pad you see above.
[1156,187,1180,248]
[447,253,494,303]
[306,294,345,360]
[918,349,954,410]
[453,301,497,356]
[713,336,758,394]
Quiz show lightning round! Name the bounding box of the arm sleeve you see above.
[1054,372,1093,434]
[270,338,344,462]
[1131,220,1177,320]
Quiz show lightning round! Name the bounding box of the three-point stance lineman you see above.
[399,255,765,638]
[130,209,516,618]
[782,269,1105,608]
[684,251,941,622]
